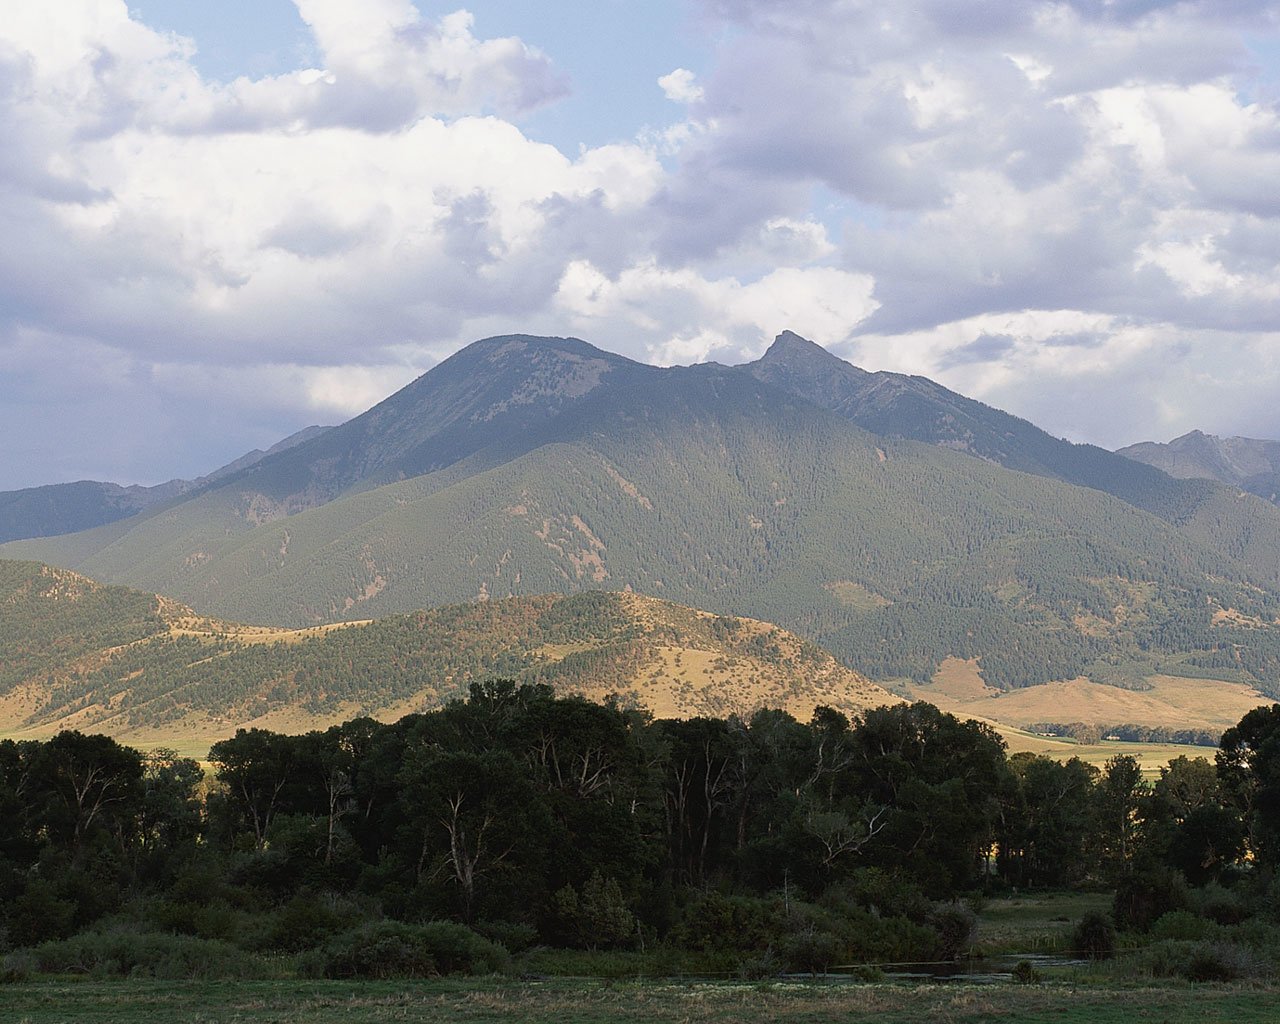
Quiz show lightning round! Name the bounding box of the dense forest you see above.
[4,687,1280,984]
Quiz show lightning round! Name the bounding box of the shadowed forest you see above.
[4,684,1280,987]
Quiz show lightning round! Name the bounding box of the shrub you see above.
[780,922,842,974]
[1113,869,1188,932]
[1193,883,1247,926]
[737,948,782,980]
[927,903,977,961]
[1185,941,1260,983]
[553,872,636,949]
[1072,912,1116,960]
[4,881,76,948]
[671,893,785,953]
[264,894,365,952]
[1122,940,1268,983]
[414,921,509,974]
[25,930,264,979]
[322,923,437,980]
[827,870,931,922]
[1150,910,1219,943]
[0,952,35,984]
[321,921,508,979]
[1011,959,1040,984]
[474,920,539,954]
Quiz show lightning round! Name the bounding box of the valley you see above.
[3,335,1278,1005]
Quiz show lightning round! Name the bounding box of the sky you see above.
[3,1,1280,488]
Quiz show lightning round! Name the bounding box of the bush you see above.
[474,920,539,954]
[1193,882,1248,926]
[321,921,508,979]
[671,893,785,953]
[4,881,76,948]
[827,870,931,922]
[1122,940,1269,982]
[1113,869,1188,933]
[1185,942,1260,983]
[25,930,265,979]
[321,923,437,980]
[264,894,366,952]
[927,903,977,961]
[1011,959,1040,984]
[552,872,636,949]
[780,922,842,974]
[0,951,35,984]
[737,948,782,980]
[1150,910,1219,943]
[1072,912,1116,960]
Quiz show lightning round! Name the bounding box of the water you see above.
[877,953,1086,983]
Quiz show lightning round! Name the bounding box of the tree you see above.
[998,754,1097,887]
[32,731,144,854]
[209,728,298,849]
[1217,704,1280,865]
[398,746,543,922]
[1094,754,1147,878]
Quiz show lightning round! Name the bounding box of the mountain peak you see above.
[763,330,844,363]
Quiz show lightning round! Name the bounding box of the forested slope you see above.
[8,336,1280,694]
[747,332,1280,585]
[0,561,892,743]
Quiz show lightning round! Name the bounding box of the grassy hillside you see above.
[0,560,166,692]
[9,337,1280,695]
[0,561,894,748]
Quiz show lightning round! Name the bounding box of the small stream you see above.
[782,953,1087,984]
[880,953,1087,983]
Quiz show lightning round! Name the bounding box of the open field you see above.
[5,978,1280,1024]
[913,658,1269,734]
[972,891,1111,955]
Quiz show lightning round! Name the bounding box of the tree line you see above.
[3,688,1280,977]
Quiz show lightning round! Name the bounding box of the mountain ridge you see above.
[8,332,1280,695]
[1120,430,1280,505]
[0,559,896,749]
[745,331,1280,582]
[0,424,332,543]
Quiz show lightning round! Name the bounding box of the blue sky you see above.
[2,1,1280,487]
[135,0,711,151]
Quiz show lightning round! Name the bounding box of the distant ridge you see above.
[1120,431,1280,505]
[0,424,331,543]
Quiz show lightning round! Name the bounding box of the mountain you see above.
[0,560,894,749]
[0,425,332,544]
[7,334,1280,695]
[1119,431,1280,505]
[744,332,1280,576]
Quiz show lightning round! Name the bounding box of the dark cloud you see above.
[936,333,1016,369]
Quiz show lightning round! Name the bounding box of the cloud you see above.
[3,0,1280,486]
[658,68,703,104]
[555,261,878,363]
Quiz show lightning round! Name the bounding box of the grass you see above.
[973,891,1111,955]
[5,977,1280,1024]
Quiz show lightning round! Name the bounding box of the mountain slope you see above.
[0,425,331,543]
[1120,431,1280,505]
[0,560,894,746]
[9,337,1280,695]
[745,332,1280,583]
